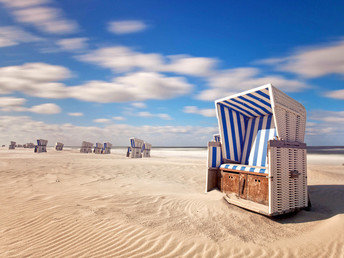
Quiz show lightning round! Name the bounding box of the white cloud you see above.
[57,37,88,51]
[257,39,344,78]
[77,46,163,73]
[0,0,78,34]
[0,0,48,8]
[163,55,218,76]
[0,96,26,108]
[0,96,61,114]
[183,106,216,117]
[0,63,192,102]
[93,118,111,123]
[0,115,217,146]
[325,89,344,100]
[28,103,61,114]
[197,67,309,101]
[131,102,147,108]
[137,111,172,120]
[69,72,193,102]
[68,112,83,117]
[112,116,125,121]
[108,20,147,34]
[76,46,218,76]
[0,26,41,47]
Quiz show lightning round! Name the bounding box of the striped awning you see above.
[217,87,272,118]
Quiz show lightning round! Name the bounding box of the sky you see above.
[0,0,344,146]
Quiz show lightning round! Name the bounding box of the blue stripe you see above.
[249,167,255,172]
[246,93,271,108]
[232,165,237,170]
[259,169,265,173]
[244,118,256,164]
[261,114,272,166]
[252,116,264,166]
[231,98,264,116]
[212,147,217,167]
[256,89,270,100]
[220,105,230,160]
[223,100,255,117]
[228,110,238,161]
[237,96,271,115]
[235,111,244,149]
[240,166,246,171]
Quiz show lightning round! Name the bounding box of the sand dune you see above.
[0,148,343,257]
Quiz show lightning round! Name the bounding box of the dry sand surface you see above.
[0,148,343,257]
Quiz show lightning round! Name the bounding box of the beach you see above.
[0,148,343,257]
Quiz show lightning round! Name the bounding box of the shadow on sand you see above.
[273,185,344,223]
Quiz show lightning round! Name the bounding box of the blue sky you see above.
[0,0,343,146]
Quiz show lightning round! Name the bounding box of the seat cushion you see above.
[220,163,267,174]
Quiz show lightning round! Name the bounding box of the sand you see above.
[0,148,343,257]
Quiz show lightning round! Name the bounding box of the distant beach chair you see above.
[35,139,48,153]
[102,142,112,154]
[142,142,152,157]
[94,142,103,154]
[128,138,144,158]
[80,141,93,153]
[9,141,16,150]
[55,142,64,151]
[206,84,308,216]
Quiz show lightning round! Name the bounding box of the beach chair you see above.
[94,142,103,154]
[206,84,308,216]
[142,142,152,157]
[55,142,64,151]
[102,142,112,154]
[35,139,48,153]
[80,141,93,153]
[9,141,16,150]
[128,138,144,158]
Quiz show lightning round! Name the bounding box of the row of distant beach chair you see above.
[80,141,112,154]
[7,137,151,157]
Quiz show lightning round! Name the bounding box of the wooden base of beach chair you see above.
[223,193,269,216]
[218,170,269,206]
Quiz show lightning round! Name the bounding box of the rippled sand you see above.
[0,148,343,257]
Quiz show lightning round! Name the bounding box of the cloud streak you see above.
[108,20,147,34]
[0,0,79,34]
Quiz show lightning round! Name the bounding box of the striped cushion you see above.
[241,114,276,167]
[220,163,267,174]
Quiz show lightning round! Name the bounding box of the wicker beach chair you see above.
[206,84,308,216]
[128,138,144,158]
[55,142,64,151]
[35,139,48,153]
[142,142,152,157]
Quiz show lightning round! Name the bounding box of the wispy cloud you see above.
[0,0,78,34]
[76,46,218,76]
[68,112,83,117]
[93,118,111,123]
[112,116,125,121]
[0,26,42,47]
[183,106,216,117]
[137,111,172,120]
[0,96,61,114]
[56,37,88,51]
[197,67,309,101]
[131,102,147,108]
[108,20,147,34]
[257,39,344,78]
[325,89,344,100]
[0,63,193,102]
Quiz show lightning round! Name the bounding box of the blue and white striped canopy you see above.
[216,86,277,169]
[217,87,272,118]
